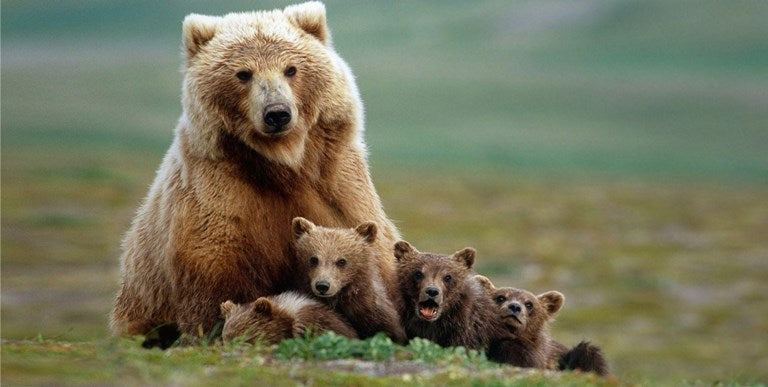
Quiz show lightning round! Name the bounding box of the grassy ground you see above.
[1,334,613,386]
[2,0,768,385]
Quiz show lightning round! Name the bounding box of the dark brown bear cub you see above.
[220,291,357,344]
[394,241,506,350]
[476,275,609,375]
[292,217,406,344]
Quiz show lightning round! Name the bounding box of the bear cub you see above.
[220,291,357,343]
[476,275,609,375]
[394,241,506,350]
[292,217,406,344]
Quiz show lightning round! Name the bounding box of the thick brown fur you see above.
[394,241,507,350]
[292,217,406,344]
[111,1,400,336]
[220,291,357,344]
[476,275,609,375]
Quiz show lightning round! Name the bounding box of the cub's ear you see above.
[452,247,476,269]
[393,240,418,262]
[182,14,220,59]
[292,217,315,239]
[252,298,273,316]
[354,222,377,244]
[474,275,496,292]
[284,1,328,44]
[538,291,565,316]
[220,300,236,317]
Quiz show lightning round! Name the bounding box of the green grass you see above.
[2,0,768,385]
[0,335,612,386]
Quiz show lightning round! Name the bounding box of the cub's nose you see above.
[508,302,522,314]
[315,280,330,295]
[263,103,291,132]
[425,287,440,298]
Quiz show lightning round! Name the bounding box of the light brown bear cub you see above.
[292,217,407,344]
[220,291,357,344]
[476,276,609,376]
[394,241,507,350]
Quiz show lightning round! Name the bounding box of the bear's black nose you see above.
[425,287,440,298]
[315,280,330,295]
[508,302,522,314]
[264,103,291,132]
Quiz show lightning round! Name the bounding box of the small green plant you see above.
[274,331,495,368]
[275,331,359,360]
[405,337,490,367]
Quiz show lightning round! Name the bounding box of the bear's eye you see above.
[284,66,297,77]
[236,70,253,81]
[524,301,533,310]
[413,271,423,281]
[309,256,319,267]
[336,258,347,267]
[495,295,507,303]
[443,275,452,283]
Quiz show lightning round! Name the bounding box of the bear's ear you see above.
[452,247,476,269]
[354,222,377,244]
[292,217,315,239]
[393,240,418,262]
[251,298,273,316]
[182,14,220,59]
[220,300,236,317]
[474,275,495,292]
[538,291,565,316]
[284,1,329,44]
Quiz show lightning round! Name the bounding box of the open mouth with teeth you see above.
[418,300,440,321]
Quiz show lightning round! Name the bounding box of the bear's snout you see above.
[263,103,292,133]
[508,301,522,315]
[314,280,330,295]
[425,286,440,298]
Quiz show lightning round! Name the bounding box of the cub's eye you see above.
[524,301,533,310]
[336,258,347,267]
[309,256,319,267]
[443,275,452,283]
[236,70,253,81]
[284,66,297,77]
[495,295,507,303]
[413,271,423,280]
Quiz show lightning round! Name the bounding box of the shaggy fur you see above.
[476,275,609,375]
[394,241,507,350]
[111,2,400,337]
[558,341,610,376]
[220,291,357,343]
[292,217,406,344]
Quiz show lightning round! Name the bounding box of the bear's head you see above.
[181,2,361,167]
[475,276,564,341]
[292,217,377,298]
[394,241,476,323]
[220,298,294,343]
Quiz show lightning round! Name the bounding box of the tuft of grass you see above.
[275,332,489,366]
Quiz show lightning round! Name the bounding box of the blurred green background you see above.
[2,0,767,383]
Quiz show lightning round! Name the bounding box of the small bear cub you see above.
[394,241,506,350]
[292,217,406,344]
[476,275,609,375]
[220,291,357,343]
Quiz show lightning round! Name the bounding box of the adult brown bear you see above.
[110,2,399,338]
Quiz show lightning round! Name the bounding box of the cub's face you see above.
[292,217,377,298]
[394,241,476,322]
[220,298,293,344]
[489,287,564,338]
[181,3,343,167]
